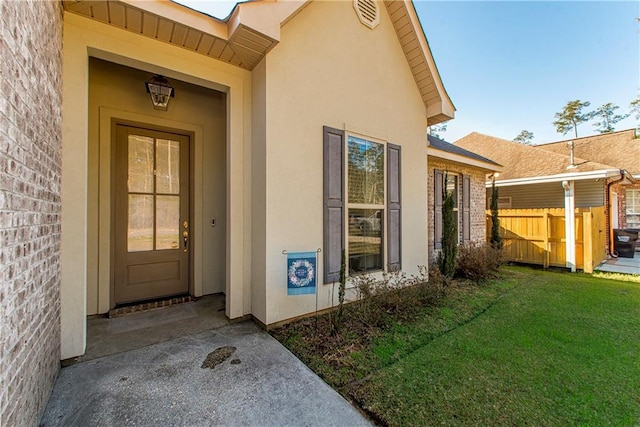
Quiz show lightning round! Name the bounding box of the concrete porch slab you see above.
[79,294,229,362]
[595,253,640,275]
[41,321,371,426]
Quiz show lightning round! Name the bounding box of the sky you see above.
[175,1,640,144]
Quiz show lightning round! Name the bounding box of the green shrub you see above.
[439,178,457,277]
[350,266,445,328]
[489,178,503,249]
[455,242,504,281]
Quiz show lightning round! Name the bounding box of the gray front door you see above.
[113,125,190,305]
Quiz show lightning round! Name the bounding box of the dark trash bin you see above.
[625,229,640,251]
[613,229,638,258]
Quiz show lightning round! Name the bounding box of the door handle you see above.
[183,230,188,252]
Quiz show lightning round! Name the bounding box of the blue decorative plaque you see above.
[287,252,316,296]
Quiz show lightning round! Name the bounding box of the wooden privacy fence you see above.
[486,207,607,273]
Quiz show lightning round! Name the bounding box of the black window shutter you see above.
[323,126,345,283]
[462,175,471,242]
[434,169,443,249]
[387,143,401,271]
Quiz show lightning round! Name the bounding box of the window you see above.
[445,174,459,241]
[488,196,512,209]
[434,170,470,248]
[626,189,640,228]
[323,127,401,283]
[347,136,384,273]
[498,196,512,209]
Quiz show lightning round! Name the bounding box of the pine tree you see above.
[629,95,640,123]
[592,102,629,133]
[552,100,593,138]
[513,130,534,145]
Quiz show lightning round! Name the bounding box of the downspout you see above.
[562,180,576,272]
[605,169,637,255]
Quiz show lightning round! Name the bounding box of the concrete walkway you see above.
[41,321,370,426]
[595,253,640,275]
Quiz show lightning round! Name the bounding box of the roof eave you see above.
[64,0,281,70]
[427,147,502,172]
[487,169,621,188]
[386,1,455,125]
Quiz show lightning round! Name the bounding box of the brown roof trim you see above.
[64,0,455,123]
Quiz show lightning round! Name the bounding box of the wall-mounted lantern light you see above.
[145,75,174,111]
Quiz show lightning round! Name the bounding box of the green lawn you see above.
[352,267,640,425]
[273,267,640,426]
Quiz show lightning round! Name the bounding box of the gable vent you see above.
[354,0,380,29]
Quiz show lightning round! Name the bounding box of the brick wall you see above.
[612,182,640,250]
[0,1,63,425]
[612,182,640,229]
[427,159,489,262]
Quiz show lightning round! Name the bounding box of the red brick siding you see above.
[612,182,640,250]
[427,159,489,262]
[613,182,640,229]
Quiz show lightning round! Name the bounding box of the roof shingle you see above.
[427,134,500,166]
[455,132,617,181]
[537,129,640,175]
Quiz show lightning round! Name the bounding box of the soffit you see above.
[62,0,456,124]
[384,1,455,125]
[62,0,278,70]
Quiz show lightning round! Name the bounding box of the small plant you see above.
[352,273,386,328]
[331,250,347,335]
[418,265,445,304]
[455,242,504,281]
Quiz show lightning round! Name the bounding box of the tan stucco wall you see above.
[62,12,252,358]
[427,159,489,262]
[251,58,268,322]
[87,58,227,315]
[254,1,429,324]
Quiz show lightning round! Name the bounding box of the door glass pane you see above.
[348,208,383,273]
[128,195,154,252]
[128,135,154,193]
[156,195,180,250]
[348,136,384,205]
[156,139,180,194]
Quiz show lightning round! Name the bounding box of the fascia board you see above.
[405,2,455,121]
[227,1,281,42]
[123,0,228,39]
[427,147,502,172]
[485,169,620,187]
[277,0,311,26]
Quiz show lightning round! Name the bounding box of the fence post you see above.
[583,211,593,274]
[543,210,549,269]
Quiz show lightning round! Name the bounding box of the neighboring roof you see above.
[537,129,640,175]
[455,132,620,185]
[63,0,455,124]
[427,135,501,172]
